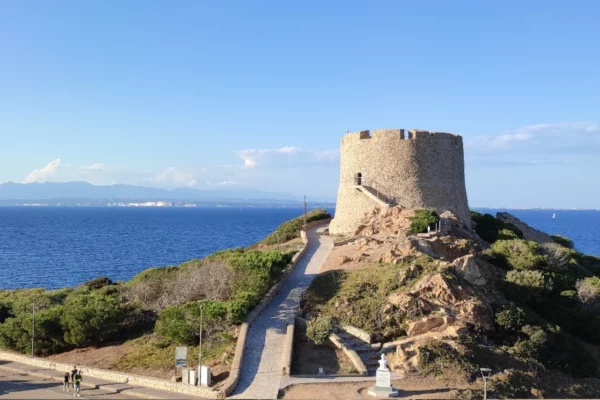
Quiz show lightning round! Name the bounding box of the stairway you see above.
[335,330,382,376]
[353,185,394,209]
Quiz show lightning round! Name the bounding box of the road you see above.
[230,224,333,399]
[0,369,135,399]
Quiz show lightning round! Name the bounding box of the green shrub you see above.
[491,239,547,271]
[226,301,247,324]
[154,306,194,344]
[501,270,551,304]
[61,293,126,346]
[0,306,68,355]
[541,330,597,377]
[0,302,13,324]
[495,306,525,331]
[306,316,334,345]
[84,276,113,290]
[512,325,547,358]
[551,235,574,249]
[409,210,440,234]
[155,300,229,345]
[262,209,331,245]
[471,212,523,243]
[0,315,32,353]
[417,339,476,381]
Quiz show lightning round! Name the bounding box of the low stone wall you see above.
[340,324,373,344]
[0,350,217,398]
[328,333,368,376]
[281,315,295,376]
[218,219,329,397]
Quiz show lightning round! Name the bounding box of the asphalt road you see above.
[0,370,135,399]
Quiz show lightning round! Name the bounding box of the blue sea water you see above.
[0,207,332,290]
[0,207,598,290]
[474,209,600,257]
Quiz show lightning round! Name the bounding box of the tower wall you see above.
[329,129,471,235]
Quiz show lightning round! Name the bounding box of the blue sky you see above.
[1,1,598,207]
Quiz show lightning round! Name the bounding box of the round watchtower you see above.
[329,128,471,235]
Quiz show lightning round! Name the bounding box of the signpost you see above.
[175,347,188,368]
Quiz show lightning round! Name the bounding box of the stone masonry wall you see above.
[329,129,471,235]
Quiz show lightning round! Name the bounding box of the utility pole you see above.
[31,299,35,357]
[303,195,307,232]
[198,305,203,368]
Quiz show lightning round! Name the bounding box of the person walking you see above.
[63,372,70,391]
[70,366,77,390]
[73,370,82,397]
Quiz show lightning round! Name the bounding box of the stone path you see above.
[230,225,333,399]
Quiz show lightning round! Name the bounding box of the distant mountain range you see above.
[0,181,307,203]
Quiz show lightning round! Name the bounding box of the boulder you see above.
[338,256,352,265]
[452,255,488,286]
[407,316,445,336]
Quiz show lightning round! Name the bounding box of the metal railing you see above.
[354,178,398,206]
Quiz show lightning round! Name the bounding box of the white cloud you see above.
[466,121,599,154]
[18,144,339,198]
[23,158,62,183]
[465,121,600,166]
[235,146,338,169]
[146,167,201,188]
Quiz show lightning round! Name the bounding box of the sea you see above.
[0,207,598,290]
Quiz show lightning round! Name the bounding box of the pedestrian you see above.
[73,370,82,397]
[63,372,70,391]
[70,366,77,390]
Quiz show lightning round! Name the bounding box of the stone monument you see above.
[367,354,399,398]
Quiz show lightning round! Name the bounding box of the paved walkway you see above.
[0,360,199,399]
[0,368,135,399]
[230,225,333,399]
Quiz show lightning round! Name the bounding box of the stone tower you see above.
[329,129,471,235]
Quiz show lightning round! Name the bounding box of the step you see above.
[354,345,378,354]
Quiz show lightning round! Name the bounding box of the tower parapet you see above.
[330,128,471,235]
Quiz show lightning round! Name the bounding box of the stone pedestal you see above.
[368,355,399,398]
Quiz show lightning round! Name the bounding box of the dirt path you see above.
[229,225,333,399]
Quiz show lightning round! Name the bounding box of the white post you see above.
[197,304,203,385]
[483,378,487,400]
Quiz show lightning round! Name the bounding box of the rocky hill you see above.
[302,206,600,398]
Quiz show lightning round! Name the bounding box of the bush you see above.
[262,209,331,245]
[551,235,574,249]
[417,339,476,381]
[84,276,113,290]
[512,325,547,358]
[502,270,551,303]
[155,300,229,345]
[306,316,334,345]
[541,331,597,377]
[495,306,525,331]
[576,276,600,308]
[61,293,126,346]
[409,210,440,234]
[491,239,547,271]
[471,212,523,243]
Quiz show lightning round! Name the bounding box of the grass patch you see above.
[303,257,438,338]
[112,333,236,371]
[262,208,331,245]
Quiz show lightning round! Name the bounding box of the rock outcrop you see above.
[387,272,494,334]
[497,212,554,245]
[452,255,489,286]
